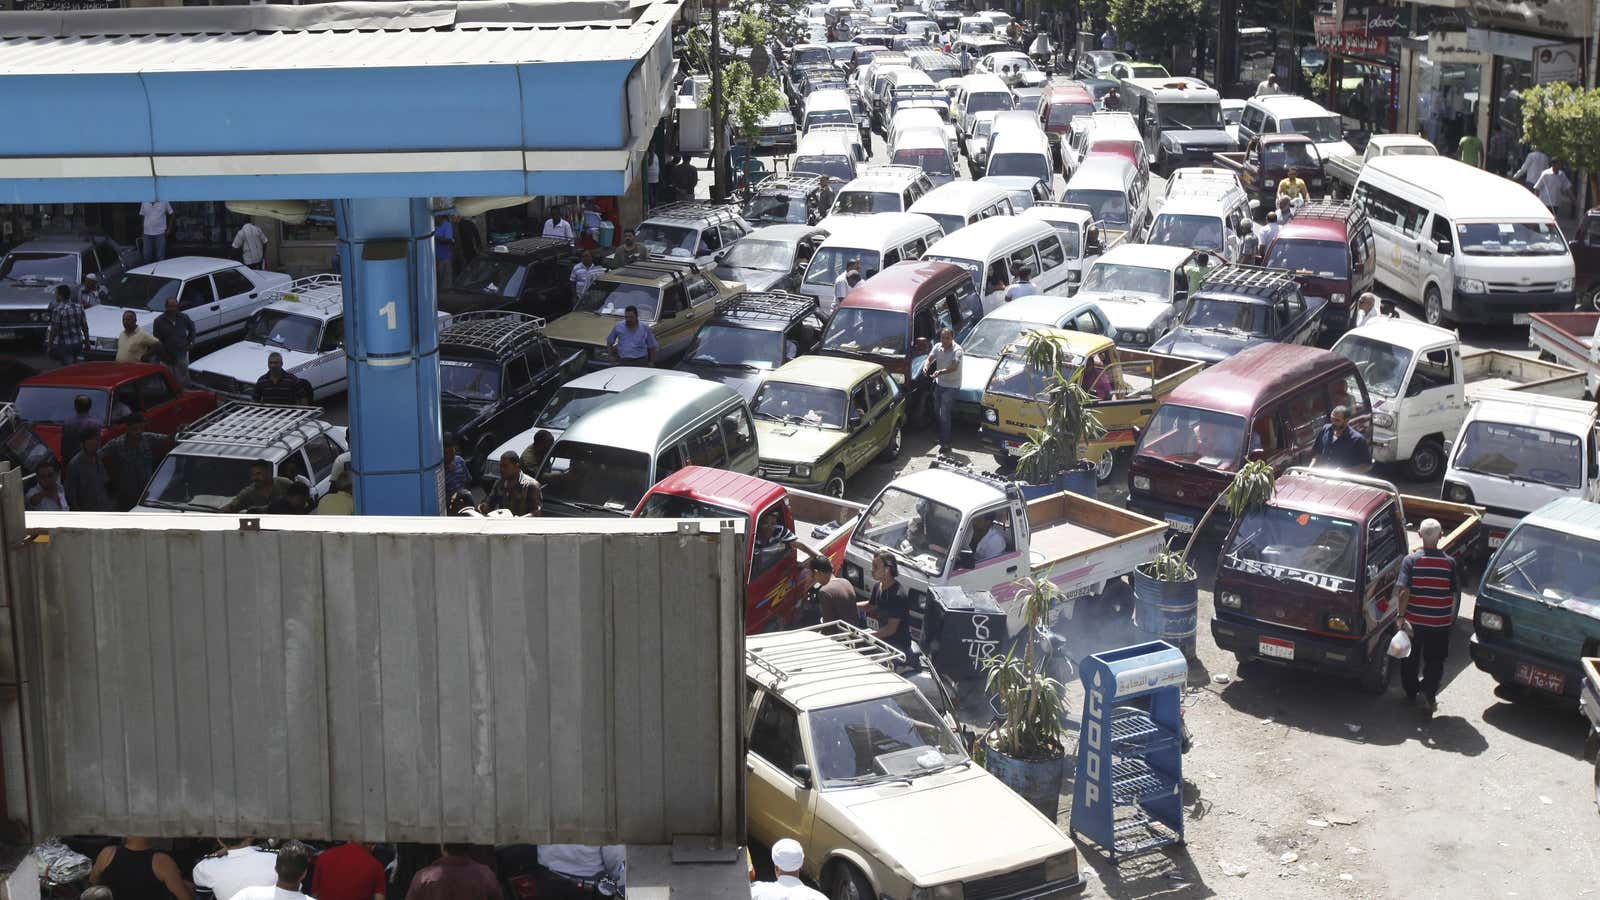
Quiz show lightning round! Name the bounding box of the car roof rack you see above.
[750,173,826,194]
[177,402,325,450]
[643,201,741,225]
[746,622,905,684]
[266,273,343,314]
[713,291,817,324]
[1287,200,1360,226]
[859,163,928,181]
[929,457,1025,501]
[493,235,578,257]
[440,310,547,355]
[1199,263,1300,297]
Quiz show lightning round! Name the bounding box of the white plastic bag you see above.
[1387,628,1412,659]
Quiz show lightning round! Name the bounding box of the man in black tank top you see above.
[90,837,192,900]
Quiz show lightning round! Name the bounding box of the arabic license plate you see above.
[1258,637,1295,661]
[1489,532,1506,549]
[1164,513,1196,533]
[1514,662,1565,694]
[1003,439,1024,453]
[864,616,880,631]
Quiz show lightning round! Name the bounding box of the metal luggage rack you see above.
[494,235,578,256]
[440,311,547,355]
[714,291,816,323]
[929,458,1025,501]
[643,200,740,224]
[620,257,703,280]
[860,163,927,181]
[1288,200,1360,225]
[177,402,324,450]
[746,621,905,683]
[266,273,344,313]
[750,173,826,194]
[1200,263,1299,296]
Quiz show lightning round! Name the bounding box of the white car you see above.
[1072,243,1199,348]
[89,256,291,357]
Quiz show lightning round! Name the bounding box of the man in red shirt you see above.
[404,846,499,900]
[312,843,386,900]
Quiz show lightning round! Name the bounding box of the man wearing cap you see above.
[80,273,106,307]
[751,840,824,899]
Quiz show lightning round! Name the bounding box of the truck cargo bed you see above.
[1018,489,1166,598]
[1460,349,1585,400]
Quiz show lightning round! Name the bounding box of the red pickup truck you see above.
[634,466,864,634]
[14,363,218,459]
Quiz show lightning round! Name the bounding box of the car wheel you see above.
[1423,284,1448,326]
[827,864,873,900]
[1093,448,1116,483]
[877,423,903,461]
[1405,438,1444,481]
[1584,282,1600,312]
[1359,642,1392,694]
[824,467,848,498]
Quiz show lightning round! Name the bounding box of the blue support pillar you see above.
[335,198,443,515]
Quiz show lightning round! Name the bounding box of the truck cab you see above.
[1120,77,1238,175]
[634,466,864,634]
[1211,468,1482,691]
[1212,133,1325,215]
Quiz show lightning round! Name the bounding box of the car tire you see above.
[877,423,903,461]
[1405,438,1444,481]
[1423,284,1448,326]
[1359,642,1392,694]
[827,864,873,900]
[1093,448,1117,483]
[824,467,848,498]
[1584,282,1600,312]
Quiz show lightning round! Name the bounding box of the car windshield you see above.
[1225,506,1360,587]
[987,153,1049,181]
[107,273,183,311]
[987,348,1083,400]
[142,455,255,512]
[1483,524,1600,606]
[635,223,698,257]
[794,154,856,182]
[0,252,76,284]
[14,386,107,426]
[924,213,968,236]
[1064,189,1130,227]
[962,317,1047,358]
[792,47,831,66]
[1267,238,1349,277]
[577,281,661,319]
[1222,105,1243,125]
[745,194,810,225]
[538,441,653,513]
[1279,115,1342,143]
[808,690,967,786]
[244,309,323,353]
[1081,262,1168,297]
[636,493,744,520]
[807,109,856,127]
[834,190,904,215]
[922,66,959,83]
[854,486,961,575]
[452,255,526,298]
[1136,404,1247,471]
[439,359,501,403]
[534,386,612,431]
[805,247,881,286]
[720,239,795,271]
[752,381,847,428]
[822,306,908,357]
[684,324,786,370]
[1046,101,1094,126]
[1149,213,1224,252]
[1182,297,1267,334]
[1048,222,1083,257]
[1452,421,1581,488]
[1157,102,1222,129]
[892,147,953,176]
[967,92,1014,115]
[1262,141,1320,168]
[1454,222,1568,256]
[1331,335,1411,399]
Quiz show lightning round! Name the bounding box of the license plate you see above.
[1489,532,1505,549]
[864,616,880,631]
[1514,661,1565,693]
[0,331,15,340]
[1003,439,1024,452]
[1164,513,1196,533]
[1259,637,1294,660]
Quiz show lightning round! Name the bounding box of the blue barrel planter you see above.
[983,741,1064,819]
[1016,464,1097,501]
[1133,562,1199,658]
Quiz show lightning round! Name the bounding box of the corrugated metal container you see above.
[0,497,744,847]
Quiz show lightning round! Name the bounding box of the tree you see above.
[1108,0,1208,70]
[724,58,786,189]
[1520,82,1600,175]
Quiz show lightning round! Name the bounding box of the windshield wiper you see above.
[439,388,476,402]
[546,497,618,514]
[834,773,914,787]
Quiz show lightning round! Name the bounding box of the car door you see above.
[178,274,226,340]
[302,316,346,398]
[134,371,186,436]
[210,267,267,336]
[301,432,341,500]
[947,503,1023,590]
[745,690,818,849]
[1420,213,1457,311]
[92,239,126,283]
[485,353,533,447]
[864,369,901,455]
[653,280,693,357]
[841,379,877,474]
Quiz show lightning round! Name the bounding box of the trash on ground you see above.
[1279,852,1299,864]
[1217,859,1250,877]
[1306,818,1330,828]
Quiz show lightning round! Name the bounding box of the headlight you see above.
[794,463,812,479]
[891,372,906,386]
[1263,178,1276,188]
[1443,481,1473,504]
[910,885,964,900]
[1132,474,1151,491]
[1372,412,1394,429]
[1044,852,1077,883]
[1325,614,1351,633]
[1331,292,1347,305]
[32,310,50,323]
[843,562,864,586]
[1456,277,1486,294]
[1118,330,1132,342]
[983,407,998,423]
[1218,590,1242,609]
[1068,269,1081,282]
[1478,610,1505,632]
[1557,278,1574,292]
[1135,331,1147,343]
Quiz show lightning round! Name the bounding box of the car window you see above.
[212,268,256,299]
[1330,372,1369,418]
[136,373,175,409]
[1073,310,1100,333]
[1282,389,1325,448]
[179,277,217,310]
[1430,215,1453,251]
[951,280,983,329]
[1413,347,1454,391]
[503,354,532,393]
[94,241,120,271]
[700,227,723,253]
[1036,236,1065,270]
[1008,245,1041,280]
[662,283,688,315]
[866,372,892,408]
[1249,410,1284,456]
[903,236,928,259]
[685,274,718,306]
[721,407,757,458]
[320,316,343,353]
[1283,290,1304,322]
[1367,502,1402,568]
[850,385,870,424]
[686,418,728,467]
[303,434,339,483]
[656,444,685,481]
[748,693,804,775]
[913,307,938,342]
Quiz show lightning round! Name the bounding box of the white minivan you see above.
[792,130,860,184]
[1062,155,1148,244]
[908,180,1015,236]
[890,126,958,186]
[1354,156,1576,326]
[923,216,1075,310]
[798,212,944,314]
[803,88,858,132]
[952,73,1015,138]
[984,126,1053,189]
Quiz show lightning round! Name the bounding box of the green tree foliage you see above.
[1520,82,1600,174]
[1107,0,1208,60]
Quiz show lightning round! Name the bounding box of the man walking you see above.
[192,837,277,900]
[60,394,98,466]
[570,249,605,297]
[404,846,500,900]
[231,220,269,270]
[442,436,472,498]
[924,326,962,452]
[480,451,542,516]
[65,429,113,512]
[98,414,171,511]
[1258,211,1281,254]
[1533,158,1572,217]
[1395,518,1458,712]
[1254,72,1280,97]
[1352,291,1380,328]
[750,840,825,899]
[153,295,197,385]
[1511,146,1550,190]
[115,310,163,363]
[606,305,658,366]
[1185,252,1213,294]
[80,273,106,307]
[432,215,455,287]
[807,556,861,626]
[139,200,174,263]
[232,842,313,900]
[252,351,314,404]
[1004,266,1038,300]
[1311,404,1370,472]
[46,284,88,366]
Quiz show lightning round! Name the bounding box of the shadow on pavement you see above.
[1479,690,1592,759]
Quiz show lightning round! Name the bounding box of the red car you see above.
[14,363,218,460]
[1262,200,1376,335]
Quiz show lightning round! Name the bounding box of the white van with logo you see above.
[1354,156,1576,325]
[908,180,1015,236]
[923,216,1075,310]
[799,212,945,314]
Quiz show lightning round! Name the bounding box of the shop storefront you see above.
[0,201,246,260]
[1314,12,1401,134]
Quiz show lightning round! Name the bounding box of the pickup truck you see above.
[634,465,864,634]
[1525,311,1600,396]
[13,362,218,461]
[1149,263,1326,366]
[839,461,1167,608]
[1325,133,1437,199]
[1331,318,1584,479]
[1211,133,1327,217]
[978,328,1204,482]
[1213,467,1483,692]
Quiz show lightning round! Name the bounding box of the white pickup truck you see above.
[1326,133,1437,198]
[839,461,1166,607]
[1331,318,1584,479]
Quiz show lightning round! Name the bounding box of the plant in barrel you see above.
[1012,329,1105,492]
[979,572,1072,816]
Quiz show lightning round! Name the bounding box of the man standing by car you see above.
[139,199,174,262]
[1004,266,1039,300]
[751,840,825,900]
[833,258,861,313]
[222,459,294,513]
[80,273,106,307]
[25,461,69,511]
[231,220,269,270]
[806,556,861,626]
[253,351,315,405]
[606,305,658,366]
[1395,518,1458,712]
[154,295,197,385]
[1311,404,1370,472]
[60,394,98,466]
[65,428,113,512]
[1533,158,1573,217]
[542,205,575,243]
[98,414,171,511]
[46,284,88,366]
[924,326,962,452]
[115,310,163,363]
[609,229,649,267]
[481,451,542,516]
[570,249,605,297]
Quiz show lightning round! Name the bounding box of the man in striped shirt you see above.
[1395,518,1458,711]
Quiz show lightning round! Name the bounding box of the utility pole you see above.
[710,0,728,200]
[1218,0,1237,95]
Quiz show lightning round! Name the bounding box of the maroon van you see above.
[1262,200,1376,336]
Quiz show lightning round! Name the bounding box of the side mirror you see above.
[1435,239,1453,256]
[850,411,864,429]
[957,547,975,569]
[1366,563,1378,580]
[791,763,813,787]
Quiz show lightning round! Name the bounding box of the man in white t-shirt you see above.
[139,200,174,263]
[831,258,861,315]
[232,221,269,269]
[192,839,278,900]
[231,841,312,900]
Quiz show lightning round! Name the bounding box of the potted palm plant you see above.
[1011,330,1105,500]
[1134,459,1277,656]
[979,574,1071,818]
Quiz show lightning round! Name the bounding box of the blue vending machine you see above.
[1069,641,1187,861]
